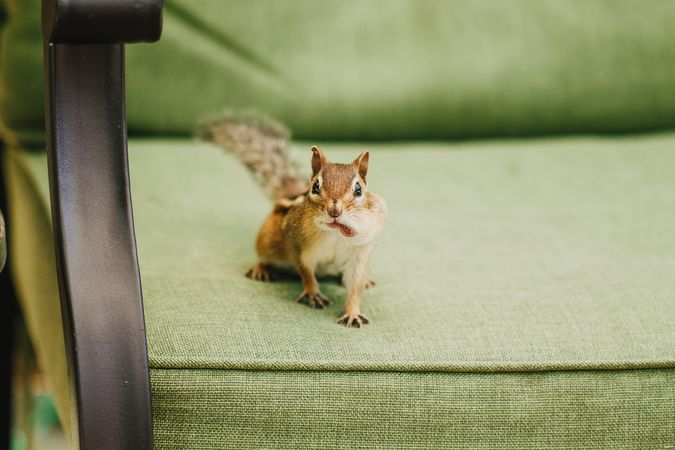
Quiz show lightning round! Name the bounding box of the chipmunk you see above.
[199,112,387,327]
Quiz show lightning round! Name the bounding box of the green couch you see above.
[2,1,675,448]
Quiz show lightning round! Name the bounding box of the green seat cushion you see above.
[2,0,675,144]
[5,134,675,448]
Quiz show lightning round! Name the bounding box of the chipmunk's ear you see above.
[311,145,326,176]
[353,150,369,182]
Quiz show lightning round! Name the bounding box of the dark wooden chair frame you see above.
[2,1,163,449]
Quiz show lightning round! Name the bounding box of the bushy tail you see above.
[197,110,307,201]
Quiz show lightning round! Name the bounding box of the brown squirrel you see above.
[199,112,387,327]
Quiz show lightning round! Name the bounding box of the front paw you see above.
[297,290,330,309]
[337,312,370,328]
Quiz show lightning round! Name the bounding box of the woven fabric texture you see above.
[12,135,675,372]
[150,369,675,449]
[2,0,675,144]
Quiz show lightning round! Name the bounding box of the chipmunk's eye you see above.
[354,182,362,197]
[312,180,321,195]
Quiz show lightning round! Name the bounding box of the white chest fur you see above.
[305,231,358,277]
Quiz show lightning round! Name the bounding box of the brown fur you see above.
[246,146,387,326]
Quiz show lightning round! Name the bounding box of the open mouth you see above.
[327,220,355,237]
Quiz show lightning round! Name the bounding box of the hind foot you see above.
[246,264,275,282]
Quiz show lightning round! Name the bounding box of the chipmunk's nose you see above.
[327,201,342,218]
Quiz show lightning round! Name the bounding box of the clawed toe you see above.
[297,291,330,309]
[337,313,370,328]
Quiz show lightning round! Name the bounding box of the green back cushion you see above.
[2,0,675,143]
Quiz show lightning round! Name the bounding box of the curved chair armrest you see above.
[43,0,163,44]
[42,1,163,449]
